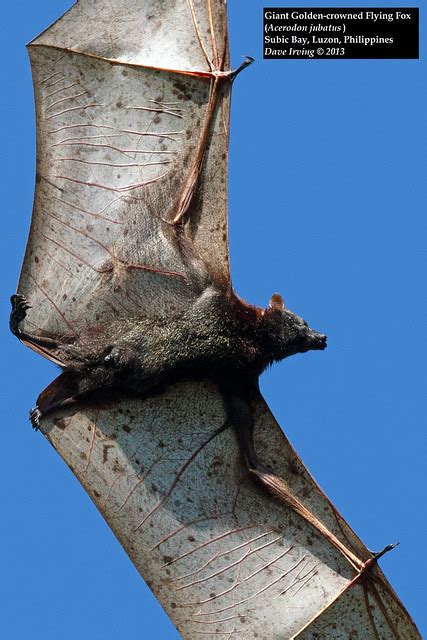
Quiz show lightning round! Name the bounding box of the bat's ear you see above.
[268,293,285,313]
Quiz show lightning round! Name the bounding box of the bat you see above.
[10,0,421,637]
[10,0,329,544]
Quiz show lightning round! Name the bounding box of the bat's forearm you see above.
[222,384,363,569]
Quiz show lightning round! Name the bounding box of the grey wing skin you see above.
[14,0,231,365]
[39,382,422,639]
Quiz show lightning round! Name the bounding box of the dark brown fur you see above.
[10,286,326,428]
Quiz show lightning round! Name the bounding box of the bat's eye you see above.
[269,293,285,312]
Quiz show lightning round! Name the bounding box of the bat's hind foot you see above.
[29,406,42,431]
[28,371,85,433]
[10,294,68,358]
[10,294,31,336]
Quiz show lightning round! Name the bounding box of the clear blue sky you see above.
[2,1,425,637]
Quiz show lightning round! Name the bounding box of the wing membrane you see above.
[18,0,231,356]
[40,382,421,639]
[32,0,227,72]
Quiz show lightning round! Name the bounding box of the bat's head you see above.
[263,293,327,361]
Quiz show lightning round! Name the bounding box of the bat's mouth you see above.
[302,329,328,352]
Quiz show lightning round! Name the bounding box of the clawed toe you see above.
[10,294,32,336]
[29,407,42,431]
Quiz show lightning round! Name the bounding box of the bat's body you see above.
[8,0,331,551]
[11,261,325,439]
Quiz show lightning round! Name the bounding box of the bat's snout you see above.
[304,328,327,351]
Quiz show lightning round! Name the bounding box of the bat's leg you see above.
[30,365,118,430]
[30,371,81,430]
[222,387,364,569]
[10,294,60,350]
[221,390,258,470]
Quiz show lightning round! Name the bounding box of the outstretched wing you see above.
[17,0,231,362]
[41,383,421,639]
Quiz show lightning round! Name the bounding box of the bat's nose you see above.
[306,329,327,350]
